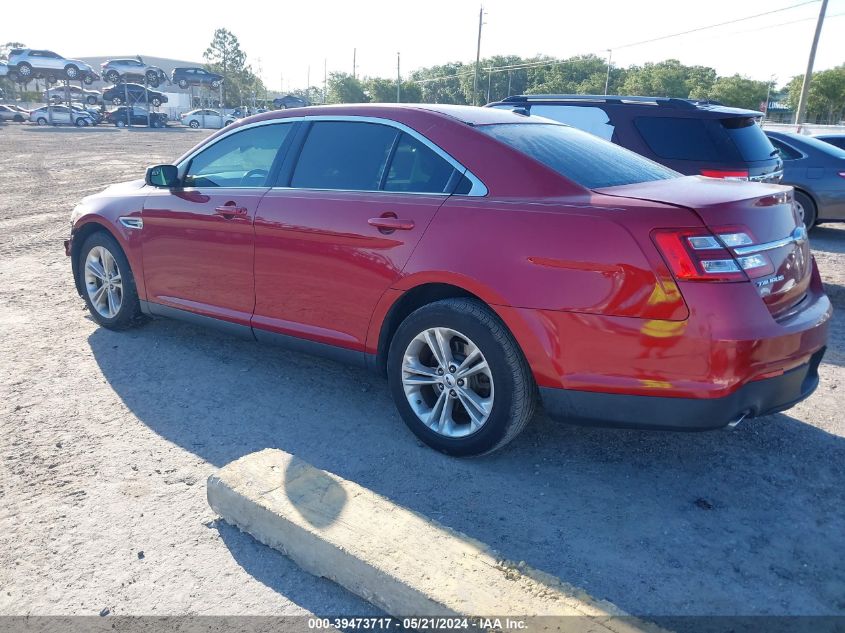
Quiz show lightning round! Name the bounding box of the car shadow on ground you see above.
[87,319,845,618]
[811,225,845,255]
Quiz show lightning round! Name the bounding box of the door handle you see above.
[215,203,248,218]
[368,217,415,231]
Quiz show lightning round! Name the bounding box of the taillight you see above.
[838,172,845,179]
[700,169,749,181]
[652,229,762,282]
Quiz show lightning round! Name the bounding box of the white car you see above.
[29,105,95,127]
[0,104,27,122]
[7,49,99,84]
[180,109,235,129]
[101,58,168,87]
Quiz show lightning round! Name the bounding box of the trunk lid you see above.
[596,176,811,318]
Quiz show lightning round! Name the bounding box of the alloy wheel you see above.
[84,246,123,319]
[401,327,494,438]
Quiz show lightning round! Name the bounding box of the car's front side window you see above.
[184,123,294,188]
[290,121,398,191]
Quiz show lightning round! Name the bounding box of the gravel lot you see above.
[0,124,843,619]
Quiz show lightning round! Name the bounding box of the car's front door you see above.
[141,121,296,325]
[253,118,468,350]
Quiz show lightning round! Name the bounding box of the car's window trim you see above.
[176,115,488,197]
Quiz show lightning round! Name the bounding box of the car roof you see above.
[814,133,845,139]
[250,103,544,126]
[492,94,763,117]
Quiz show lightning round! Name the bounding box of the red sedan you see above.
[66,104,831,455]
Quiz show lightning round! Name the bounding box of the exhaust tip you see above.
[726,410,752,430]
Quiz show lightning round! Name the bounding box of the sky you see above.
[4,0,845,91]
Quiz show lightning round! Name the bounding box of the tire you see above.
[83,74,94,85]
[116,119,127,128]
[794,190,817,229]
[387,298,536,456]
[189,119,200,129]
[105,70,120,83]
[8,71,19,82]
[13,115,24,122]
[36,117,48,126]
[17,62,32,78]
[112,96,122,106]
[78,231,143,330]
[151,119,161,128]
[151,98,161,107]
[87,96,98,105]
[46,75,57,85]
[64,64,79,79]
[178,79,188,89]
[210,80,220,89]
[75,117,88,127]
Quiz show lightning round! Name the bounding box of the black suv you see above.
[487,95,782,182]
[102,83,168,107]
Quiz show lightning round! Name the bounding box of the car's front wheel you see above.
[79,232,143,330]
[64,64,79,79]
[111,96,122,106]
[387,298,536,456]
[188,120,200,128]
[36,117,48,126]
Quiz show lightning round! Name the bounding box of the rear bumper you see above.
[540,347,825,430]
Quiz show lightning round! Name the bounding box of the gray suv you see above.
[7,49,99,84]
[101,58,168,87]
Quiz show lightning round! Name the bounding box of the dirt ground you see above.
[0,124,843,619]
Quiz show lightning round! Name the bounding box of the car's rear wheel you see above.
[36,117,48,126]
[79,232,143,330]
[387,298,536,456]
[83,74,94,85]
[17,62,32,78]
[178,79,188,89]
[75,117,88,127]
[111,96,122,106]
[211,80,220,89]
[86,96,97,105]
[115,119,127,128]
[150,98,161,107]
[106,70,120,83]
[794,190,817,229]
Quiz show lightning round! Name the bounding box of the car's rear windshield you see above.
[478,122,678,189]
[721,116,777,162]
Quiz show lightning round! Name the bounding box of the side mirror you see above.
[145,164,179,188]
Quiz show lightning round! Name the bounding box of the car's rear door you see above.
[252,118,465,351]
[141,121,297,325]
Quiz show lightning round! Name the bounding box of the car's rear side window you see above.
[634,117,725,162]
[292,121,398,191]
[384,133,456,193]
[479,123,678,189]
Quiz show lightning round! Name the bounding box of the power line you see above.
[609,0,821,51]
[410,1,835,87]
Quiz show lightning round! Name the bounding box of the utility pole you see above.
[323,58,327,103]
[604,49,613,95]
[794,0,828,126]
[396,52,401,103]
[353,48,357,79]
[507,69,512,97]
[472,5,483,106]
[486,67,492,102]
[307,65,310,90]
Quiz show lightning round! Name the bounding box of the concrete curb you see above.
[208,449,668,632]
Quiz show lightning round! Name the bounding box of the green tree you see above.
[707,74,769,111]
[326,72,367,104]
[0,42,26,96]
[621,59,697,97]
[788,66,845,123]
[203,28,264,107]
